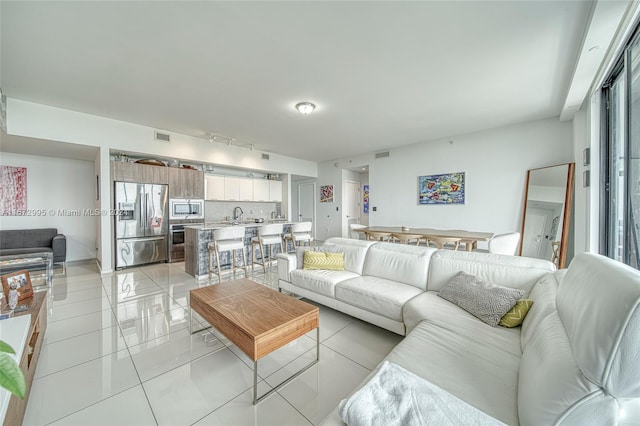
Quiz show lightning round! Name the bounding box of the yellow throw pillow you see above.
[499,299,534,328]
[303,251,345,270]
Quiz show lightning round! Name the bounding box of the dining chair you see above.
[424,236,462,250]
[390,233,422,245]
[283,222,313,252]
[251,223,284,273]
[208,226,248,282]
[364,230,392,241]
[488,232,521,255]
[349,223,367,239]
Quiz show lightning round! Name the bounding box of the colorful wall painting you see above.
[418,172,465,205]
[320,185,334,203]
[363,185,369,213]
[0,166,27,215]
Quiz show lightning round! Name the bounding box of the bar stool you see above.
[208,226,248,282]
[424,236,462,250]
[283,222,313,252]
[251,223,284,273]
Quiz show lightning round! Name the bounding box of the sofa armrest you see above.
[277,253,297,283]
[52,234,67,263]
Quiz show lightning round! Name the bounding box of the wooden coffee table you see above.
[189,279,319,404]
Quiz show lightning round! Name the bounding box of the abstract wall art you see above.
[0,166,27,215]
[363,184,369,213]
[320,185,334,203]
[418,172,465,205]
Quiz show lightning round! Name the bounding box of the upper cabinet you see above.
[238,177,253,201]
[111,161,168,184]
[169,168,205,199]
[205,175,282,202]
[269,180,282,202]
[253,179,270,202]
[205,175,225,200]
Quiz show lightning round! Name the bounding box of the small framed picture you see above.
[2,269,34,303]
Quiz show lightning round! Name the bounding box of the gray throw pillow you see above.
[438,271,525,327]
[296,245,342,269]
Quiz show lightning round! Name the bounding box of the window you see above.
[602,28,640,268]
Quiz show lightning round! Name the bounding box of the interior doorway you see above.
[344,180,361,237]
[298,182,316,237]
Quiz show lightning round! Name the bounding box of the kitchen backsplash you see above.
[205,200,282,222]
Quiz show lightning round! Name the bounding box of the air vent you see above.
[375,151,390,159]
[261,153,270,160]
[154,131,171,142]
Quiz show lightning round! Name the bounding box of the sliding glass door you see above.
[602,29,640,268]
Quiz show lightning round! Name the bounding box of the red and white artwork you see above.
[0,166,27,215]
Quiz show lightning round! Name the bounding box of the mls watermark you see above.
[2,209,124,217]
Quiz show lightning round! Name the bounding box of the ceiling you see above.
[1,1,596,162]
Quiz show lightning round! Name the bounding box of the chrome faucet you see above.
[233,206,244,220]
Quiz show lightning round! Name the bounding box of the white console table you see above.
[0,315,31,424]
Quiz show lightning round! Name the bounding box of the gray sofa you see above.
[0,228,67,271]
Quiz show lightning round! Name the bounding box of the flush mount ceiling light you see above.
[295,102,316,115]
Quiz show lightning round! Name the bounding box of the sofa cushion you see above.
[403,291,522,357]
[290,269,359,298]
[323,238,376,275]
[427,250,555,293]
[0,247,53,257]
[520,271,563,351]
[385,321,521,425]
[361,242,436,291]
[518,311,602,425]
[0,228,58,250]
[335,276,423,322]
[557,253,640,399]
[438,271,524,327]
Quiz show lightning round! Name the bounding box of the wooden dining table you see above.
[355,226,494,251]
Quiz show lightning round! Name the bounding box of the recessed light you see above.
[295,102,316,115]
[361,167,366,171]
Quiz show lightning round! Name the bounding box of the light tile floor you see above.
[23,261,403,426]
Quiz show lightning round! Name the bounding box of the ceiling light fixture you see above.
[208,133,216,143]
[250,144,254,151]
[295,102,316,115]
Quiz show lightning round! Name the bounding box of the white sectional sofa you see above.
[277,238,640,425]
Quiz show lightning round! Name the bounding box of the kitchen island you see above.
[184,221,292,279]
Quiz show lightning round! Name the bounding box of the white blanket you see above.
[339,361,506,426]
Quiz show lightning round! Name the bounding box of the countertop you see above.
[186,219,291,230]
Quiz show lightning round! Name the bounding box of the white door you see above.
[344,181,360,237]
[522,212,547,258]
[298,183,315,237]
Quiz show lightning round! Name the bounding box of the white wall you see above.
[316,118,574,245]
[0,152,97,261]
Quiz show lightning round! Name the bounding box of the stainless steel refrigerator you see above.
[114,182,168,269]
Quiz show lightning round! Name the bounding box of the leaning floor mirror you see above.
[519,163,575,268]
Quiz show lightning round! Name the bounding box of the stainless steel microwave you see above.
[169,199,204,220]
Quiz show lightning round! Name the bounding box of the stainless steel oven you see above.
[169,223,203,263]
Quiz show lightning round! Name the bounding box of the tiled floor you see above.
[22,261,403,426]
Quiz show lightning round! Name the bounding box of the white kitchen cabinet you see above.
[253,179,270,202]
[205,175,225,200]
[269,180,283,202]
[238,177,253,201]
[224,177,241,200]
